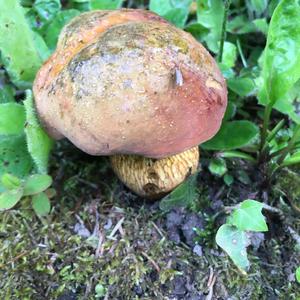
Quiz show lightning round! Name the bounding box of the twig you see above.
[141,251,160,273]
[108,217,125,240]
[0,251,29,269]
[206,267,217,300]
[287,226,300,247]
[95,231,104,258]
[151,221,165,239]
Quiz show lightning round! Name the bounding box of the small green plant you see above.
[216,199,268,274]
[0,173,53,216]
[296,266,300,283]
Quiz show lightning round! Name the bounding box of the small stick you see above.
[141,251,160,273]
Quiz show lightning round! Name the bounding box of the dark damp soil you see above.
[0,141,299,299]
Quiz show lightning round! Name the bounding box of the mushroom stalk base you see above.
[110,147,199,199]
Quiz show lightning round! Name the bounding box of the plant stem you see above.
[236,39,248,68]
[259,102,273,159]
[277,124,300,165]
[218,0,231,63]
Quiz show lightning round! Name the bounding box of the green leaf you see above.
[216,224,250,273]
[0,103,25,135]
[184,23,209,42]
[23,174,52,196]
[282,151,300,167]
[227,15,257,34]
[258,0,300,118]
[196,0,224,52]
[208,158,227,177]
[0,135,33,192]
[1,173,21,190]
[296,266,300,283]
[0,0,43,88]
[229,200,268,232]
[223,101,236,121]
[150,0,192,28]
[247,0,268,16]
[24,90,54,173]
[91,0,123,9]
[222,42,237,69]
[32,192,51,216]
[202,121,259,151]
[218,150,256,162]
[253,18,268,35]
[34,0,61,23]
[159,173,198,212]
[0,85,15,104]
[227,77,256,97]
[0,188,23,210]
[44,9,80,51]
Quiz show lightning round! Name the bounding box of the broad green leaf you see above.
[150,0,193,28]
[296,266,300,283]
[24,90,54,173]
[208,158,227,177]
[44,9,80,51]
[227,15,257,34]
[34,0,61,23]
[0,0,43,88]
[0,135,33,192]
[202,121,259,151]
[32,192,51,216]
[91,0,123,9]
[0,188,23,210]
[0,103,25,135]
[32,31,51,61]
[196,0,224,53]
[216,224,250,273]
[282,151,300,167]
[253,18,268,35]
[1,173,21,190]
[222,42,237,69]
[184,23,209,42]
[258,0,300,118]
[247,0,268,16]
[23,174,52,196]
[227,77,256,97]
[0,85,15,103]
[159,173,198,211]
[229,200,268,232]
[223,101,236,121]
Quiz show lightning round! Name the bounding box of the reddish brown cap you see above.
[33,9,227,158]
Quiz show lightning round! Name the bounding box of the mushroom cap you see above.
[33,9,227,159]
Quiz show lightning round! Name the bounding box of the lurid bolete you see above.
[33,9,227,198]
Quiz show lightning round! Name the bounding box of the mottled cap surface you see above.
[33,9,227,158]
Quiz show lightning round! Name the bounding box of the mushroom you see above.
[33,9,227,198]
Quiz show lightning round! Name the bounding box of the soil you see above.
[0,141,299,299]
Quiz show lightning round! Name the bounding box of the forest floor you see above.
[0,141,300,300]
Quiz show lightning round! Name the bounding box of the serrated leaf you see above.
[202,121,259,151]
[24,90,54,173]
[0,0,43,88]
[0,135,33,192]
[1,173,21,190]
[0,188,23,210]
[216,224,250,273]
[32,192,50,216]
[0,103,25,136]
[230,200,268,232]
[23,174,52,196]
[159,173,198,212]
